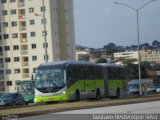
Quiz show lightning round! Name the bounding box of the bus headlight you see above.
[62,91,66,94]
[34,98,37,103]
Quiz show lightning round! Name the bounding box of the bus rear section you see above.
[100,63,126,98]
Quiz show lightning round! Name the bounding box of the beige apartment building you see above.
[0,0,76,93]
[114,50,160,64]
[141,50,160,64]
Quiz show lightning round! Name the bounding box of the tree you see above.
[141,61,151,70]
[152,64,160,71]
[96,58,107,63]
[104,43,116,49]
[124,60,148,80]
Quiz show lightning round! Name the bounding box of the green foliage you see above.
[96,58,107,63]
[103,43,125,54]
[141,61,151,70]
[124,61,148,80]
[152,64,160,71]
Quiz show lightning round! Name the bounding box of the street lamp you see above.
[42,0,48,63]
[114,0,157,95]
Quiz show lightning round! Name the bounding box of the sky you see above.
[73,0,160,48]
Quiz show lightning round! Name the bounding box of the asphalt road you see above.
[19,101,160,120]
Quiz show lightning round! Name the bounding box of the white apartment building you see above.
[76,49,90,61]
[114,51,138,60]
[0,0,76,93]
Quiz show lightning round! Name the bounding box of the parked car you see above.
[0,93,25,107]
[156,85,160,93]
[147,85,157,94]
[0,93,3,98]
[127,84,140,95]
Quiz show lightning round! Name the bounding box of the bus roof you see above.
[37,60,97,69]
[98,63,123,68]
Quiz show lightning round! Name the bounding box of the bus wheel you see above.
[116,88,120,98]
[96,89,100,100]
[75,90,80,101]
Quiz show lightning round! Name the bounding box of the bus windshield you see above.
[35,68,66,89]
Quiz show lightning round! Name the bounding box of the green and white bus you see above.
[17,80,35,104]
[34,61,125,103]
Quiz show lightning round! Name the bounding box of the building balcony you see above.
[19,26,27,31]
[18,2,25,8]
[22,73,30,79]
[19,15,26,20]
[0,40,2,45]
[0,63,4,68]
[20,38,27,44]
[21,50,28,55]
[0,52,3,56]
[0,75,4,80]
[22,62,29,67]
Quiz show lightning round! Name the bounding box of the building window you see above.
[6,69,11,75]
[29,8,34,13]
[12,33,18,38]
[7,81,12,86]
[11,9,16,15]
[0,23,1,32]
[3,10,7,15]
[5,58,11,63]
[42,31,47,36]
[44,55,49,61]
[41,6,46,12]
[0,81,5,91]
[2,22,8,28]
[30,20,35,25]
[13,45,19,50]
[31,32,36,37]
[14,57,19,62]
[33,68,36,73]
[32,56,37,61]
[1,0,7,3]
[15,80,21,85]
[11,21,17,27]
[31,44,36,49]
[15,69,20,74]
[3,34,9,39]
[10,0,16,3]
[41,19,46,24]
[43,43,48,48]
[4,46,10,51]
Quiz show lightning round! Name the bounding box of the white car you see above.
[156,85,160,93]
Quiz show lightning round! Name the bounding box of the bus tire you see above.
[75,90,80,101]
[116,88,120,98]
[96,89,100,100]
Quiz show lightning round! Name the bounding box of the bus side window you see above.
[67,65,82,87]
[67,67,72,80]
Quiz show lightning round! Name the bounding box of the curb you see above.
[0,95,160,118]
[14,96,160,118]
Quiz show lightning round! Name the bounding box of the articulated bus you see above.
[17,80,35,104]
[34,61,125,103]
